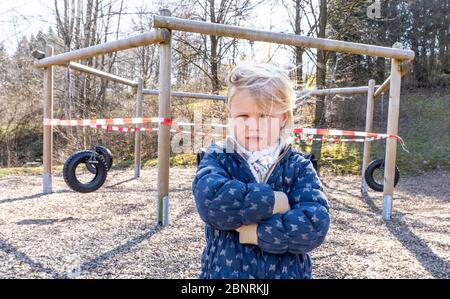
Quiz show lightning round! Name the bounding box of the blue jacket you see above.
[192,138,330,279]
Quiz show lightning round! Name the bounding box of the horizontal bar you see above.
[67,62,137,87]
[35,29,170,68]
[374,76,392,98]
[143,89,226,101]
[144,85,383,103]
[62,66,386,100]
[374,61,412,98]
[297,85,381,98]
[153,16,415,60]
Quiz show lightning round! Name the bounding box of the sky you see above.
[0,0,55,50]
[0,0,157,52]
[0,0,318,77]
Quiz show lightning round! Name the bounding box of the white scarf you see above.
[230,136,286,183]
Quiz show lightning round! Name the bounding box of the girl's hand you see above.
[273,191,291,214]
[235,224,258,245]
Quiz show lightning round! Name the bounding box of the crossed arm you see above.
[192,150,330,254]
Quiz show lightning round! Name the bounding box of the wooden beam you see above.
[382,53,403,220]
[297,85,381,98]
[156,10,172,226]
[67,62,137,87]
[361,79,376,196]
[43,45,54,194]
[143,89,226,101]
[153,16,415,60]
[35,29,170,68]
[374,61,412,98]
[134,78,143,178]
[143,85,384,103]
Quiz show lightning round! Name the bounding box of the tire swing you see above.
[196,148,206,166]
[86,146,113,174]
[63,150,108,193]
[364,159,400,192]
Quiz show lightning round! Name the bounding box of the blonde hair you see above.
[226,63,295,140]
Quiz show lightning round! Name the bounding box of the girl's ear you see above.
[280,113,288,128]
[224,105,230,116]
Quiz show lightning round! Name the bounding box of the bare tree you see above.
[283,0,306,87]
[172,0,258,94]
[54,0,76,128]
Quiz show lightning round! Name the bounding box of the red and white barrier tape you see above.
[89,125,157,133]
[294,128,408,152]
[44,117,408,151]
[90,125,227,138]
[92,125,387,145]
[294,136,376,143]
[170,122,227,128]
[44,117,397,139]
[43,118,227,128]
[43,117,170,126]
[293,127,398,140]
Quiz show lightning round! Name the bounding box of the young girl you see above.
[192,63,330,279]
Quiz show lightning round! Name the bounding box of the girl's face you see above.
[227,89,287,152]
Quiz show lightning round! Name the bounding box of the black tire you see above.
[94,146,113,170]
[63,150,108,193]
[364,159,400,192]
[197,148,206,166]
[86,146,113,174]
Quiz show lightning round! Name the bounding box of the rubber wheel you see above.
[364,159,400,192]
[63,150,108,193]
[197,148,206,166]
[86,146,113,174]
[94,146,113,170]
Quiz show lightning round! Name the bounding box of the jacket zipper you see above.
[262,144,291,184]
[259,144,291,259]
[228,138,291,259]
[229,136,291,184]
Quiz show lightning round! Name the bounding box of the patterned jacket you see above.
[192,137,330,279]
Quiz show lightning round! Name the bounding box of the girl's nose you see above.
[245,117,259,130]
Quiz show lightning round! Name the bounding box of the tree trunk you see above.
[294,0,303,87]
[312,0,328,176]
[315,0,328,124]
[438,0,449,73]
[209,0,220,94]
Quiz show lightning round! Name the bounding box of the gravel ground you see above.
[0,167,449,279]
